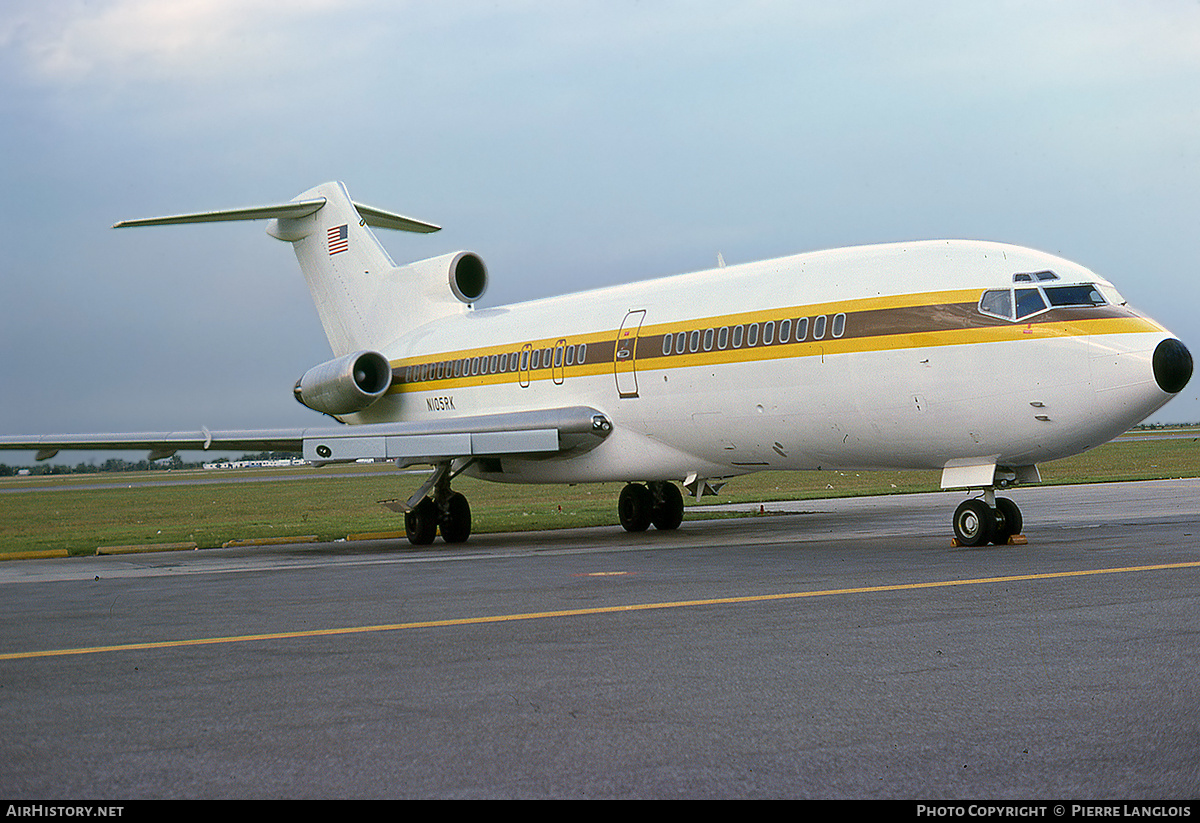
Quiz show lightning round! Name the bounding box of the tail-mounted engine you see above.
[400,250,488,305]
[294,350,393,417]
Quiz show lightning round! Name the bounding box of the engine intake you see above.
[448,251,488,303]
[294,350,392,416]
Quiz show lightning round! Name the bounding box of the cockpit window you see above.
[1043,284,1106,307]
[979,282,1107,322]
[1013,270,1060,283]
[979,289,1012,319]
[1015,288,1047,319]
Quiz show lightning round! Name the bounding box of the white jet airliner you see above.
[1,182,1191,547]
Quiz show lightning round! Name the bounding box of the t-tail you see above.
[113,181,488,356]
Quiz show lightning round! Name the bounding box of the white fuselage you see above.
[351,239,1178,486]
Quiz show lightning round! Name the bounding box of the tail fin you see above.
[114,181,443,356]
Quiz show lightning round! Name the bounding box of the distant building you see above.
[202,458,308,470]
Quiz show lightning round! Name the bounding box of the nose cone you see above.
[1153,338,1192,394]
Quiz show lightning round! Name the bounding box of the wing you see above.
[0,406,612,464]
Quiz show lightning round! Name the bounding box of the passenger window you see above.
[577,343,587,363]
[732,325,744,348]
[763,321,774,345]
[703,329,714,351]
[564,346,574,366]
[662,335,672,356]
[831,313,845,338]
[779,319,791,343]
[813,315,827,340]
[747,323,759,346]
[689,330,700,352]
[795,317,808,341]
[717,327,729,349]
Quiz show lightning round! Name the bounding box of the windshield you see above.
[978,282,1106,321]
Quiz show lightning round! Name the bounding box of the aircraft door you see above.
[614,309,645,398]
[553,339,567,385]
[519,343,532,388]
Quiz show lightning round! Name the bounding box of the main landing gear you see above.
[952,489,1023,547]
[618,481,685,532]
[404,461,472,546]
[404,491,471,546]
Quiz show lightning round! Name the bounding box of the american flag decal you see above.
[327,224,349,255]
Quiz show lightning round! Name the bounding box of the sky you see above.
[1,0,1198,461]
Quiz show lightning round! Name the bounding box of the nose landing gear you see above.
[952,491,1024,547]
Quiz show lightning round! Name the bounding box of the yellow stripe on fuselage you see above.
[388,291,1163,394]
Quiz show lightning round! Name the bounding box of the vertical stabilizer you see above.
[268,182,399,356]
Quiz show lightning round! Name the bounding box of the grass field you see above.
[1,431,1197,556]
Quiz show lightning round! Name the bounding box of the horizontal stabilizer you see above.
[112,199,328,228]
[353,202,441,233]
[113,197,441,233]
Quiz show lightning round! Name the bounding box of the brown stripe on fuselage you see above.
[390,298,1142,389]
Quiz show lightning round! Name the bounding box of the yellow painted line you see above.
[3,561,1197,661]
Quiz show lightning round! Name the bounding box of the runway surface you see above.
[1,479,1198,799]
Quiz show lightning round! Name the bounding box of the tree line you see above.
[0,452,302,477]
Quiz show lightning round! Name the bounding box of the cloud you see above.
[3,0,359,84]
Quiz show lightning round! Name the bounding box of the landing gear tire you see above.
[992,497,1022,545]
[953,499,994,547]
[439,491,472,544]
[618,483,653,532]
[649,481,684,530]
[405,497,438,546]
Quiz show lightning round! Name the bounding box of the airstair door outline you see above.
[614,309,645,398]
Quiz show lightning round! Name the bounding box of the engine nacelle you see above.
[294,350,392,417]
[402,251,488,305]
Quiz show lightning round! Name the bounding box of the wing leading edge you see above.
[0,407,613,465]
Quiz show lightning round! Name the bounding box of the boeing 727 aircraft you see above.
[1,182,1192,547]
